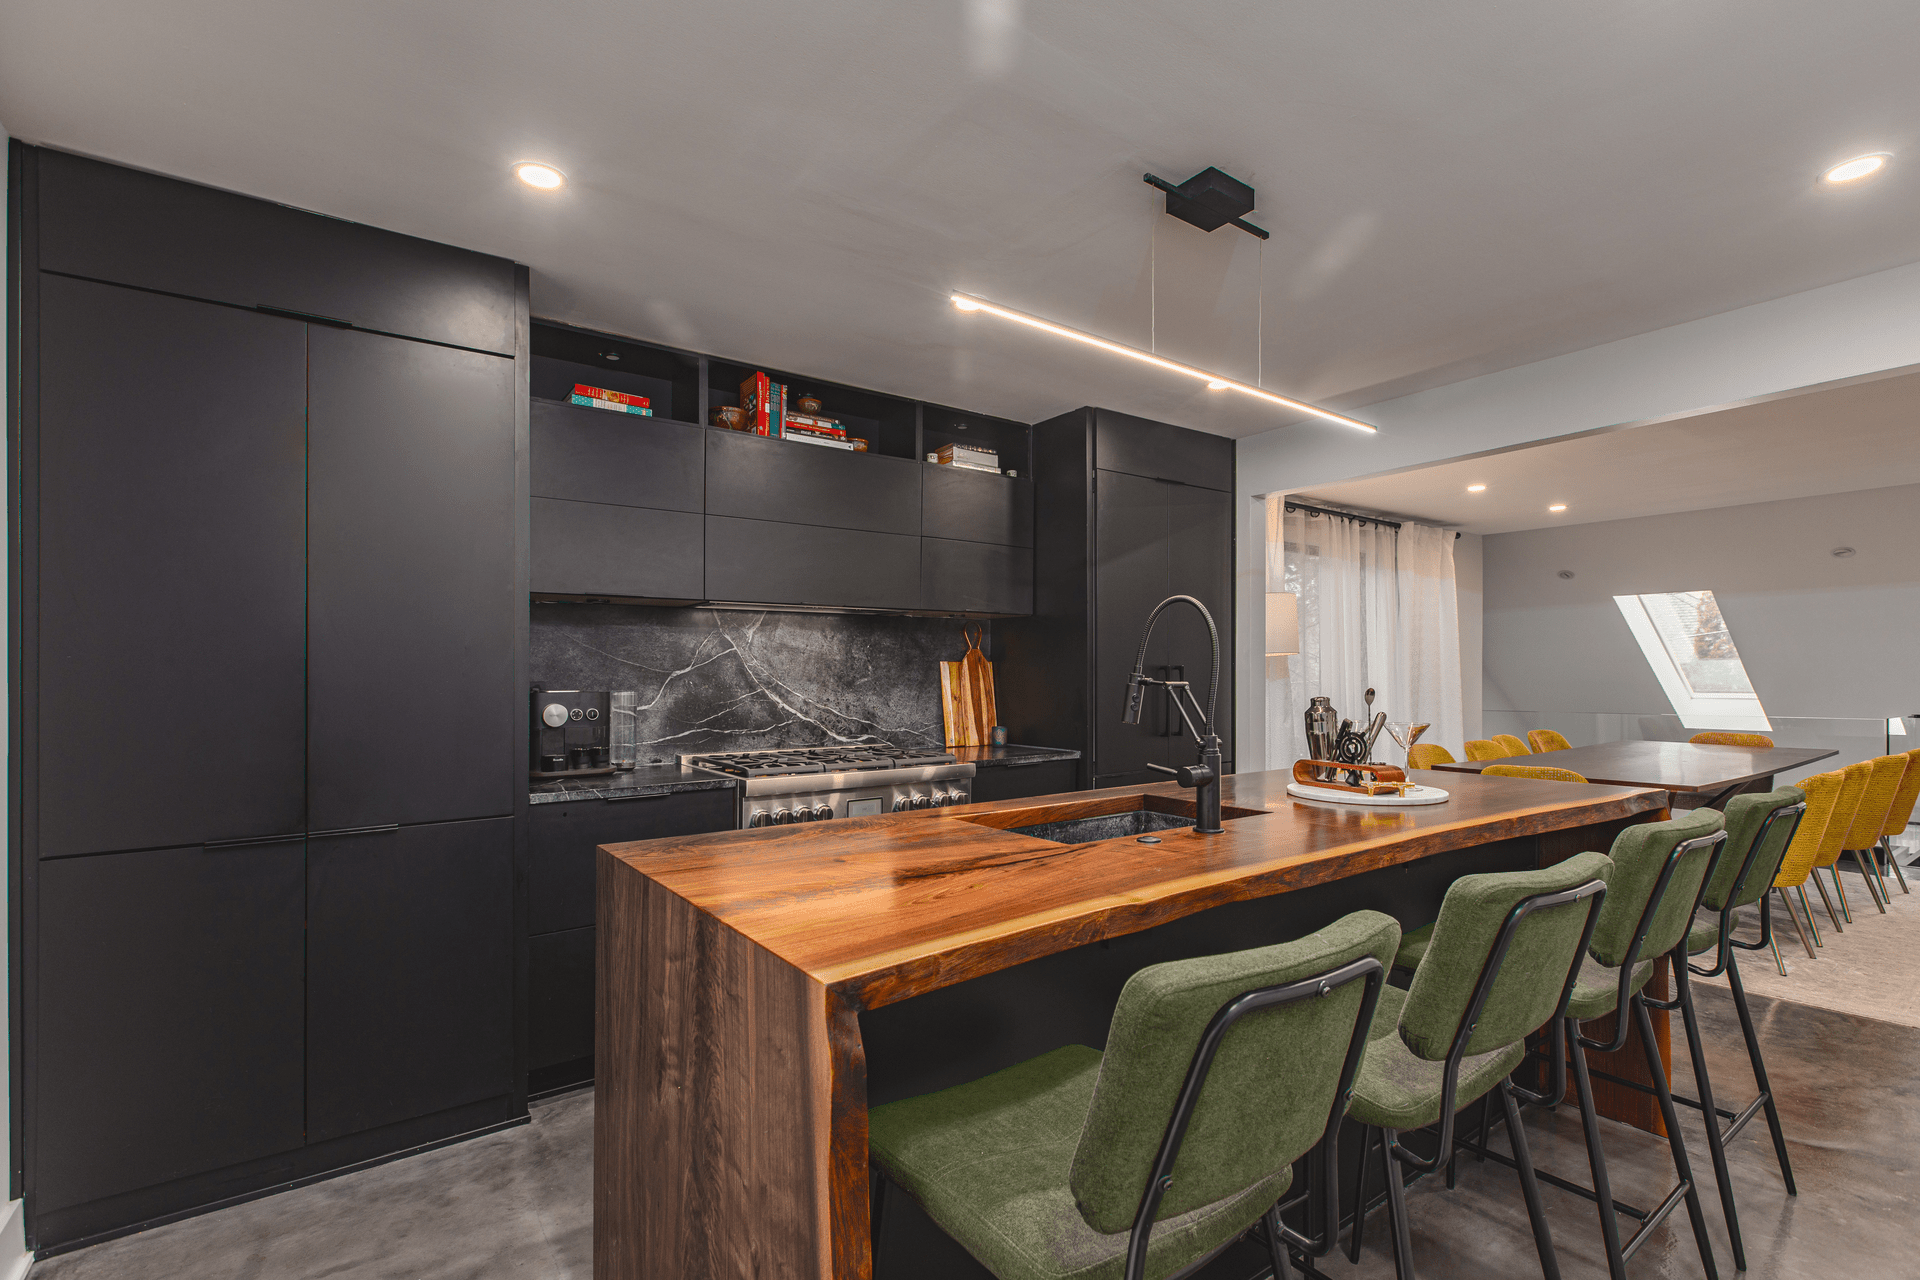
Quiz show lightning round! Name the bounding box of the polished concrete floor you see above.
[32,982,1917,1279]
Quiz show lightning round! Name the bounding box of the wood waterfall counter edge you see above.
[594,768,1671,1280]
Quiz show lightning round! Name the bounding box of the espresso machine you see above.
[530,687,613,778]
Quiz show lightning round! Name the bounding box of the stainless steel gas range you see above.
[680,743,976,828]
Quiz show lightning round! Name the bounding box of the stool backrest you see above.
[1588,808,1726,969]
[1842,755,1909,850]
[1689,731,1775,749]
[1702,787,1804,912]
[1528,729,1573,753]
[1812,762,1874,868]
[1483,764,1588,784]
[1773,771,1841,889]
[1882,748,1920,840]
[1493,734,1531,756]
[1408,743,1456,769]
[1398,851,1613,1062]
[1463,739,1507,761]
[1069,910,1398,1234]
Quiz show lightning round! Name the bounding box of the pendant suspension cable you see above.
[1149,195,1157,355]
[1257,238,1264,388]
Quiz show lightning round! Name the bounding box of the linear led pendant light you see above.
[950,167,1377,433]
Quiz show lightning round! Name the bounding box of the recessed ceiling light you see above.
[600,351,621,362]
[514,162,566,190]
[1822,153,1890,185]
[1548,504,1568,513]
[1467,484,1487,493]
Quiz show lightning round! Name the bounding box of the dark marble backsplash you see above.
[530,605,986,762]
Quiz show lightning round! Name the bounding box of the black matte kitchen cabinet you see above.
[531,398,704,510]
[706,515,922,610]
[968,760,1080,803]
[921,538,1033,616]
[531,499,705,602]
[36,148,517,354]
[922,465,1033,547]
[525,788,737,1090]
[996,409,1234,789]
[34,844,306,1216]
[307,820,515,1143]
[35,276,308,857]
[706,430,922,535]
[308,327,519,831]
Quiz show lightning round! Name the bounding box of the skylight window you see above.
[1613,590,1771,731]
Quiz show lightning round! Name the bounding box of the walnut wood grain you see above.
[596,852,838,1279]
[605,770,1667,1011]
[1429,740,1835,793]
[596,768,1673,1279]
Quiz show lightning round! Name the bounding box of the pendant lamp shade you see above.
[1265,592,1299,657]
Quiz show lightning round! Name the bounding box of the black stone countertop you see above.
[529,763,739,806]
[948,744,1081,769]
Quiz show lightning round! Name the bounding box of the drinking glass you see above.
[1386,721,1429,773]
[610,691,639,770]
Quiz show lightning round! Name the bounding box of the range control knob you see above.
[748,810,771,828]
[910,793,931,809]
[773,808,794,825]
[893,796,912,812]
[812,805,834,821]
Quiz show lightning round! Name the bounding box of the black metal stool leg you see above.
[1725,953,1796,1195]
[1379,1128,1416,1280]
[1675,966,1746,1271]
[1347,1123,1371,1264]
[1635,995,1720,1280]
[1498,1081,1561,1280]
[1262,1202,1294,1280]
[1565,1023,1628,1280]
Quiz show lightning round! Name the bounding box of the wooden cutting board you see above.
[940,627,998,747]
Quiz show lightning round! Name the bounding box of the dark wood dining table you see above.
[1430,739,1837,807]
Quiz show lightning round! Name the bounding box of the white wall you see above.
[1232,259,1920,771]
[1454,533,1483,745]
[1481,482,1920,781]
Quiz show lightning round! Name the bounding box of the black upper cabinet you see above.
[37,149,516,354]
[308,328,517,830]
[922,466,1033,547]
[35,843,306,1214]
[921,539,1033,616]
[705,431,921,536]
[36,276,307,857]
[705,516,921,610]
[531,499,704,602]
[1092,408,1234,490]
[530,399,703,510]
[306,820,514,1144]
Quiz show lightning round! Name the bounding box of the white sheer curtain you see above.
[1265,498,1463,767]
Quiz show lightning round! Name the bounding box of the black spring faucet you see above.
[1121,595,1224,834]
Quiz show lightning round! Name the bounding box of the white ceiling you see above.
[3,2,1919,438]
[1296,365,1920,533]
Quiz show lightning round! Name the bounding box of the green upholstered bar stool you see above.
[1684,789,1808,1209]
[1345,853,1612,1280]
[867,911,1397,1280]
[1541,809,1730,1280]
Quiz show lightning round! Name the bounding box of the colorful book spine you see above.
[739,372,772,435]
[782,432,860,451]
[783,413,846,438]
[569,394,653,416]
[572,384,649,408]
[773,382,788,439]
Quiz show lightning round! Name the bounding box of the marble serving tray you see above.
[1285,782,1451,806]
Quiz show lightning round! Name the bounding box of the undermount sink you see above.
[963,795,1265,846]
[1011,809,1198,844]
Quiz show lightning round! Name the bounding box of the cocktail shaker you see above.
[1304,696,1338,781]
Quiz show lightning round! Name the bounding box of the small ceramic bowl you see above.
[712,405,747,430]
[796,395,823,414]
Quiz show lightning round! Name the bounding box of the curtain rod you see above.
[1283,500,1462,538]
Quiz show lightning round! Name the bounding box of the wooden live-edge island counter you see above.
[595,767,1671,1280]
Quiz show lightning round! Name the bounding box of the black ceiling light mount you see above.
[1143,167,1269,240]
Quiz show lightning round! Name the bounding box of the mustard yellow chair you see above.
[1482,764,1587,784]
[1492,733,1530,756]
[1527,729,1572,753]
[1840,755,1911,911]
[1462,739,1508,762]
[1873,748,1920,896]
[1407,743,1456,770]
[1808,762,1873,928]
[1770,770,1842,964]
[1690,732,1776,749]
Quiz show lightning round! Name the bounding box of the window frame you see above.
[1613,590,1772,731]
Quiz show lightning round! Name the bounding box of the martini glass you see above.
[1386,721,1430,774]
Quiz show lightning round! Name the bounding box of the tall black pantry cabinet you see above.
[997,409,1234,791]
[11,144,528,1252]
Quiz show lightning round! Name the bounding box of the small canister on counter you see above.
[990,726,1008,746]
